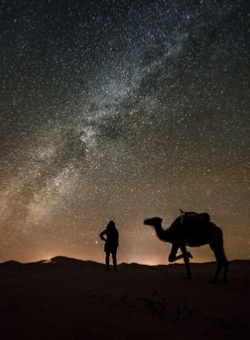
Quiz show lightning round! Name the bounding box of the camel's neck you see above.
[154,224,171,242]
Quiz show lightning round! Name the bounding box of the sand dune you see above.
[0,257,249,339]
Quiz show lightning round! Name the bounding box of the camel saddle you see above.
[180,209,210,224]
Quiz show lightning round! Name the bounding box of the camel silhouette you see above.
[144,211,229,283]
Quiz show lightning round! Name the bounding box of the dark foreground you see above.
[0,257,249,339]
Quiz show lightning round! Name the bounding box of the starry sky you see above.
[1,0,249,264]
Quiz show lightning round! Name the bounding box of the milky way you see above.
[1,0,249,264]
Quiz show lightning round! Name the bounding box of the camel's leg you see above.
[168,244,179,263]
[169,245,193,262]
[222,258,229,283]
[220,249,229,283]
[210,261,222,284]
[180,245,192,279]
[210,246,228,283]
[209,245,220,283]
[168,245,192,279]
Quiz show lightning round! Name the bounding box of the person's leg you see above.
[112,249,117,271]
[105,252,110,270]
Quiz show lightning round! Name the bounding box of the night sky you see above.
[1,0,249,264]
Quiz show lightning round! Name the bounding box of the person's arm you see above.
[100,230,107,241]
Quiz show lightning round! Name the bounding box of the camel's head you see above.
[144,217,163,227]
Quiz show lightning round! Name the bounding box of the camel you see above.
[144,211,229,283]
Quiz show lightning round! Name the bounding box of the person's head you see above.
[107,220,115,229]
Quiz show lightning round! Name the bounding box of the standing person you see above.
[100,220,119,271]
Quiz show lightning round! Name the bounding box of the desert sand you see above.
[0,257,249,340]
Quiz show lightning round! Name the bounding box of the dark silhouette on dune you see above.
[144,210,229,283]
[100,220,119,271]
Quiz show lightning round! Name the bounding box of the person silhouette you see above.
[100,220,119,271]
